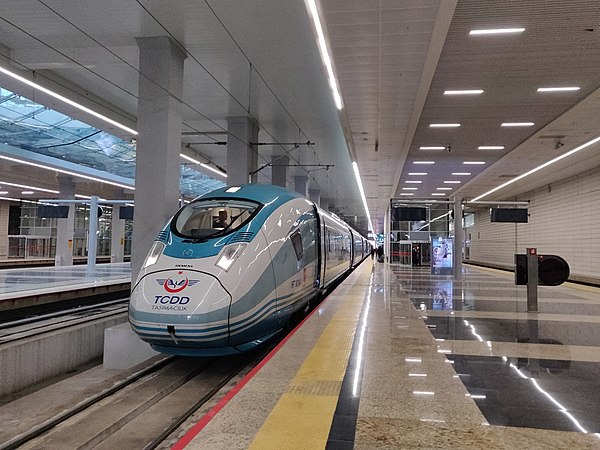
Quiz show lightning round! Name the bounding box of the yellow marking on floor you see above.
[249,266,371,450]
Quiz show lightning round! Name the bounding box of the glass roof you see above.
[0,87,225,195]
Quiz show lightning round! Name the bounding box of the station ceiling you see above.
[0,0,599,235]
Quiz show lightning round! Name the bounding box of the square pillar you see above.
[227,116,258,185]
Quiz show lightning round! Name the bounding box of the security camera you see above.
[446,145,452,153]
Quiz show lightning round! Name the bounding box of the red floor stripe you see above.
[171,291,334,449]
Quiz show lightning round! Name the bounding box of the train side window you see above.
[291,230,303,261]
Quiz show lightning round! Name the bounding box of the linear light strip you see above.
[0,154,135,190]
[0,66,138,135]
[200,163,227,178]
[444,89,483,95]
[501,122,534,127]
[306,0,343,110]
[469,28,525,35]
[352,162,373,233]
[537,87,580,92]
[478,146,504,150]
[472,135,600,201]
[430,123,460,128]
[180,153,200,164]
[0,179,59,194]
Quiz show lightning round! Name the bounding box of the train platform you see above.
[0,262,131,311]
[171,259,600,449]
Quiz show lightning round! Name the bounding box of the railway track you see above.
[0,299,128,345]
[0,344,272,450]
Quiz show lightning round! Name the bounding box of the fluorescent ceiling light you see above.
[200,163,227,178]
[0,180,59,194]
[0,154,135,190]
[405,180,422,184]
[444,181,461,184]
[180,153,200,164]
[413,161,435,165]
[470,28,525,35]
[21,191,34,194]
[0,191,7,195]
[478,146,505,150]
[0,65,137,136]
[437,187,452,190]
[501,122,534,127]
[408,172,427,175]
[306,0,343,110]
[444,89,484,95]
[537,87,580,92]
[352,162,373,233]
[431,193,446,196]
[472,135,600,201]
[400,193,414,196]
[463,161,486,165]
[429,123,461,128]
[420,146,445,150]
[452,172,471,176]
[402,187,418,190]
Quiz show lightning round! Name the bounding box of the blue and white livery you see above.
[129,184,369,356]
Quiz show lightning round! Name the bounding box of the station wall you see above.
[467,165,600,284]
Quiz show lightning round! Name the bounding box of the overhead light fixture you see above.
[537,87,580,92]
[400,193,414,196]
[431,193,446,196]
[452,172,471,176]
[409,172,427,175]
[444,181,461,184]
[413,161,435,165]
[420,146,445,150]
[472,135,600,201]
[0,154,135,190]
[463,161,486,165]
[469,28,525,35]
[21,190,34,195]
[405,180,422,184]
[429,123,461,128]
[0,65,138,135]
[306,0,343,110]
[437,187,452,191]
[478,146,505,150]
[402,187,418,190]
[0,191,7,195]
[200,163,227,178]
[180,153,200,164]
[0,179,59,194]
[444,89,484,95]
[501,122,534,127]
[352,162,373,233]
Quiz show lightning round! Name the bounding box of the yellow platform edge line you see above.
[249,264,372,450]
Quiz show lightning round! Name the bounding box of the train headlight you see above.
[215,243,246,271]
[142,241,166,269]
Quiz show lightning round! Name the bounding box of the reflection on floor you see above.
[356,262,600,448]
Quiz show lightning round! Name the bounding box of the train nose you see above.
[129,269,232,348]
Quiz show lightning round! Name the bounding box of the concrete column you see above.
[55,175,75,266]
[309,188,321,205]
[132,36,186,280]
[227,116,258,185]
[0,202,10,258]
[111,205,125,263]
[294,176,308,197]
[271,154,289,187]
[453,195,463,280]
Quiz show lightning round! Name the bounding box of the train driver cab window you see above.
[173,199,260,240]
[291,230,303,261]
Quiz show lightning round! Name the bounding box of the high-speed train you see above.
[129,184,370,356]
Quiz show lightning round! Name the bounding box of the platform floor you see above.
[172,260,600,449]
[0,262,131,301]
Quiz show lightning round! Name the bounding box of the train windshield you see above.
[172,198,260,240]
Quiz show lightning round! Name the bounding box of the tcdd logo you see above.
[156,273,199,293]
